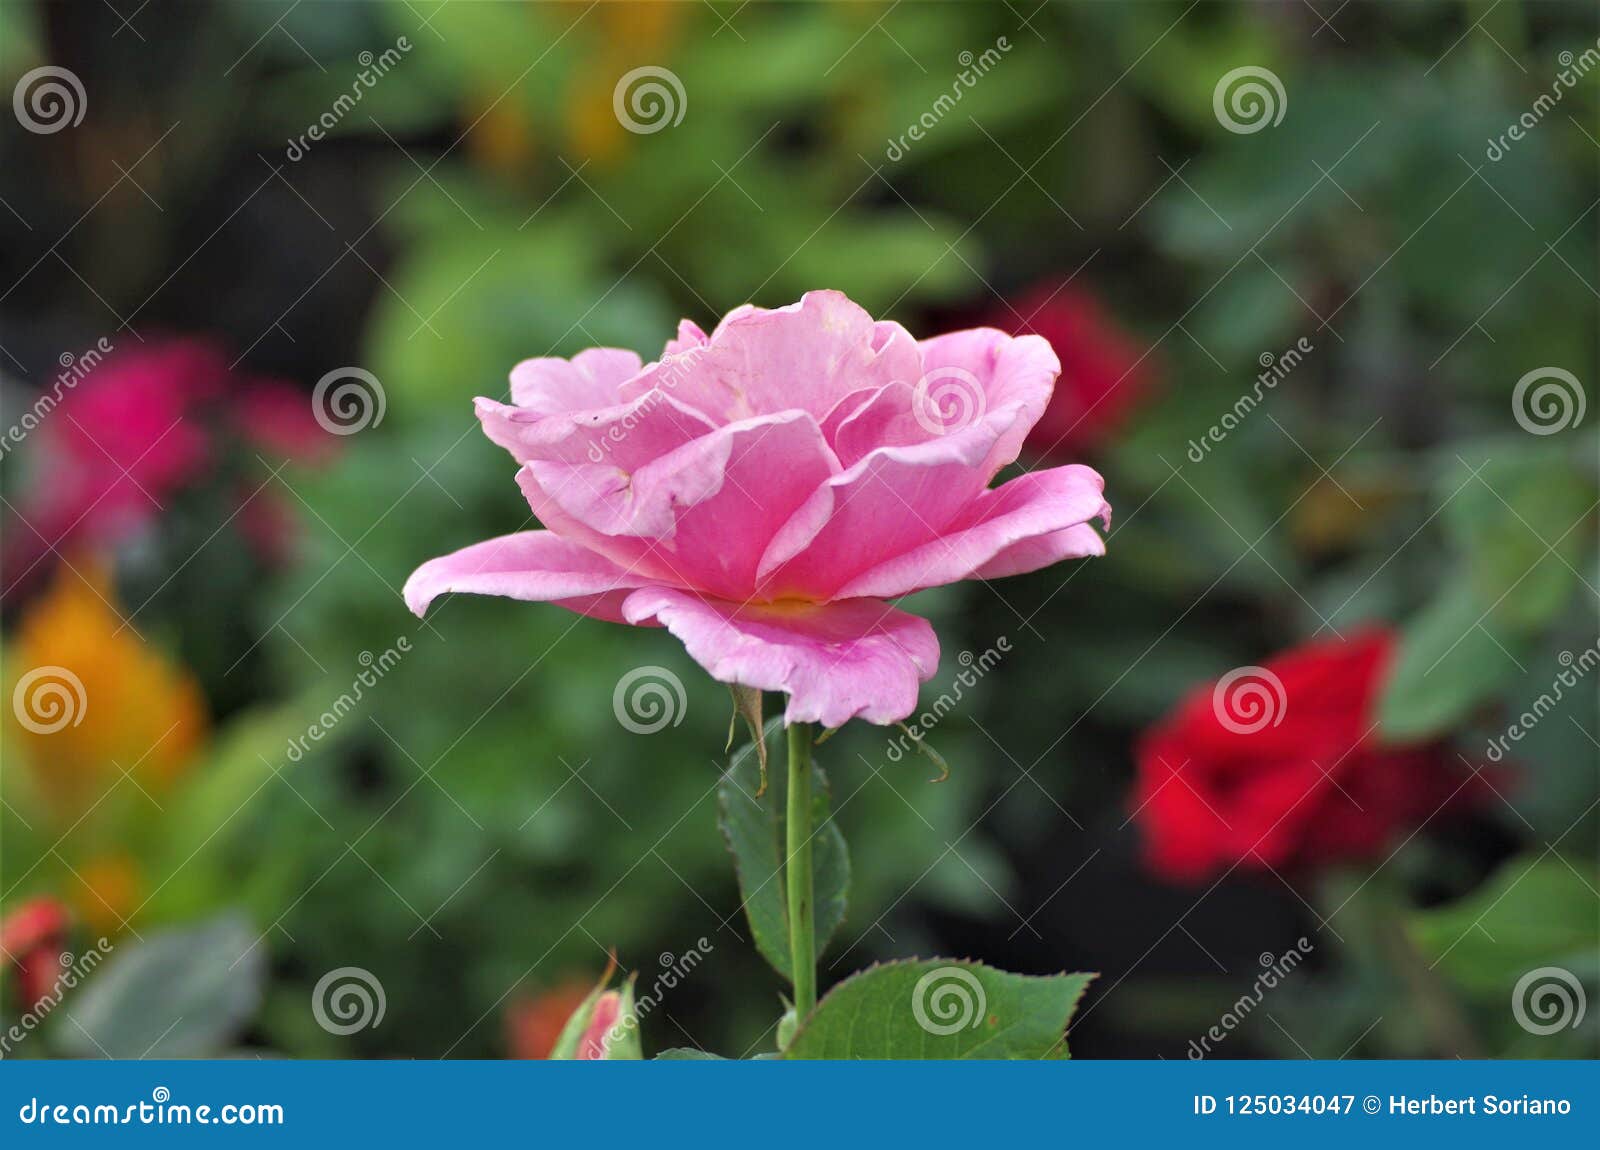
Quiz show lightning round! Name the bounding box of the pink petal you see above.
[820,381,934,466]
[509,348,644,413]
[475,389,717,474]
[755,329,1064,600]
[403,530,660,623]
[835,464,1110,599]
[513,468,691,589]
[610,412,840,599]
[755,419,1024,601]
[973,522,1107,580]
[914,328,1060,476]
[621,588,939,727]
[510,408,840,599]
[576,991,623,1060]
[662,320,707,357]
[618,291,922,424]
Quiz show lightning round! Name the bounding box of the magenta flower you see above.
[405,291,1110,727]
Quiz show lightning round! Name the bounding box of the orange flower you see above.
[8,561,207,822]
[67,854,143,937]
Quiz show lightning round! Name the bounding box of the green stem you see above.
[786,721,817,1020]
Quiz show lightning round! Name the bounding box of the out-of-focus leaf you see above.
[160,706,315,864]
[1445,452,1591,634]
[1380,576,1530,742]
[1410,855,1599,993]
[57,913,264,1059]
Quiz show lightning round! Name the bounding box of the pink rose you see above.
[406,291,1110,727]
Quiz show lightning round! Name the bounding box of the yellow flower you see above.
[7,561,207,822]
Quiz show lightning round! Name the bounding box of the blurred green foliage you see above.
[1,0,1595,1060]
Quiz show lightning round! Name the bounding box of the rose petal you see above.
[914,327,1060,476]
[755,330,1063,600]
[836,464,1110,598]
[618,291,922,424]
[509,410,840,598]
[475,389,718,474]
[620,588,938,727]
[403,530,659,623]
[509,348,644,413]
[754,417,1024,601]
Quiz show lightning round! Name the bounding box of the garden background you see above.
[1,0,1596,1060]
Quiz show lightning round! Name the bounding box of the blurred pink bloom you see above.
[407,291,1110,727]
[5,341,338,586]
[990,281,1156,460]
[26,343,219,552]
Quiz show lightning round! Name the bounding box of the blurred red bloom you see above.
[505,981,594,1059]
[235,378,342,465]
[990,281,1154,458]
[1133,631,1485,884]
[4,341,338,591]
[1,898,71,1011]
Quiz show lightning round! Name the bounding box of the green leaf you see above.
[1445,452,1590,634]
[1410,855,1599,993]
[57,913,264,1058]
[717,718,849,983]
[783,960,1094,1060]
[653,1048,725,1060]
[1379,577,1529,741]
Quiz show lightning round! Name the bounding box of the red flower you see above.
[990,281,1154,458]
[235,379,342,466]
[1133,631,1483,884]
[1,898,72,1011]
